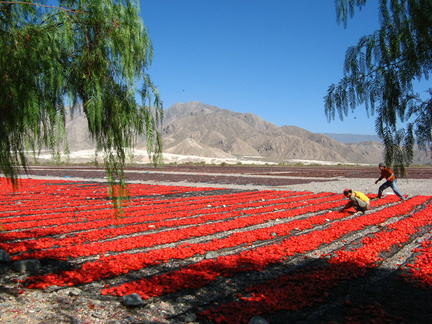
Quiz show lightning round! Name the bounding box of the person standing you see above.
[340,189,371,214]
[375,163,405,200]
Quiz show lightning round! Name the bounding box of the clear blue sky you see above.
[140,0,381,135]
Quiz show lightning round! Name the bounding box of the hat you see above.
[379,163,385,167]
[343,189,351,196]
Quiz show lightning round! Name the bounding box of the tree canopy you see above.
[0,0,162,193]
[325,0,432,169]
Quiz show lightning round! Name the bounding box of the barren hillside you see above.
[62,101,430,165]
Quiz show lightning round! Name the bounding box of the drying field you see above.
[0,165,431,323]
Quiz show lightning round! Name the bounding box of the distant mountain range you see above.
[64,101,430,165]
[323,133,380,143]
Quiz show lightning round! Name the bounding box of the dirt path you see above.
[19,165,432,196]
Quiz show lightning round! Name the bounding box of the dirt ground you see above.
[18,164,432,197]
[2,164,431,323]
[18,164,432,183]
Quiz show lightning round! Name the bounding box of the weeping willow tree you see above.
[325,0,432,172]
[0,1,163,209]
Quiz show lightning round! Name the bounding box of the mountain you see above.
[65,110,94,150]
[158,102,381,164]
[63,101,430,165]
[323,133,381,143]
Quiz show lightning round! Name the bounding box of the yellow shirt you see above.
[353,191,370,203]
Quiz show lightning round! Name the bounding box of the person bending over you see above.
[340,189,370,214]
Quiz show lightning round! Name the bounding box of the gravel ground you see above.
[17,165,432,197]
[270,176,431,197]
[1,165,431,323]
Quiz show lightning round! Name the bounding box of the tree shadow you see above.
[156,255,432,323]
[261,264,432,324]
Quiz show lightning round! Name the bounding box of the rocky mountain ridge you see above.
[323,133,380,143]
[63,101,430,165]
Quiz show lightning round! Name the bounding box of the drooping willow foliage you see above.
[0,1,163,210]
[325,0,432,173]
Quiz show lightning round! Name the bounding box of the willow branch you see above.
[0,1,84,14]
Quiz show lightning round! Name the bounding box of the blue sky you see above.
[140,0,381,135]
